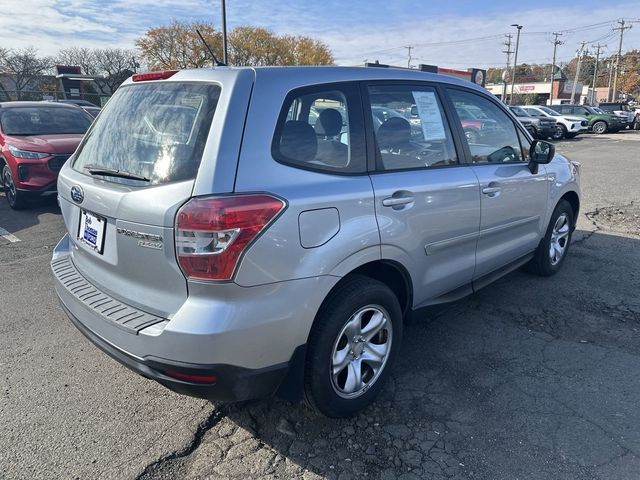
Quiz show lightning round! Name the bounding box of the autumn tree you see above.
[0,47,52,99]
[56,47,137,93]
[136,20,223,70]
[136,21,333,69]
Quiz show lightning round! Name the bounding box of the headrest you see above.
[315,108,343,137]
[377,117,411,150]
[279,121,317,163]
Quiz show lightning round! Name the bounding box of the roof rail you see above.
[363,62,486,87]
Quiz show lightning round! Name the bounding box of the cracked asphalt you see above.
[1,131,639,479]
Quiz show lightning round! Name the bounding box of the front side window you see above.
[1,107,91,136]
[73,82,220,186]
[272,84,364,173]
[368,85,458,171]
[449,89,525,164]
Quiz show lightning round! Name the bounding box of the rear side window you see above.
[73,83,220,186]
[272,83,365,174]
[367,85,458,170]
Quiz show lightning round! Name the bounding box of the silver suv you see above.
[51,67,580,417]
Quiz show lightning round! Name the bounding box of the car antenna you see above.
[196,28,226,67]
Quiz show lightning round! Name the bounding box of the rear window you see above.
[0,107,91,136]
[73,82,220,186]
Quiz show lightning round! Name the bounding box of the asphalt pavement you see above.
[1,131,639,479]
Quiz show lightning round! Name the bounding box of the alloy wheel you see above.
[3,166,16,205]
[330,305,393,399]
[549,213,570,265]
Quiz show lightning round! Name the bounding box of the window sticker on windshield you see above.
[412,91,446,141]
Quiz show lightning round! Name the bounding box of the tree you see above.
[136,20,223,70]
[136,21,333,69]
[0,47,52,99]
[94,48,137,93]
[57,47,99,76]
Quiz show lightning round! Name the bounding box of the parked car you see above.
[520,105,588,139]
[548,104,624,134]
[51,67,580,418]
[598,102,635,129]
[0,102,93,209]
[509,106,557,139]
[55,99,100,108]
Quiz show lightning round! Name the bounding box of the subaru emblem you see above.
[70,185,84,204]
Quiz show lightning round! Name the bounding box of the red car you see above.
[0,102,92,209]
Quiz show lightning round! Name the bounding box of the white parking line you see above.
[0,227,20,243]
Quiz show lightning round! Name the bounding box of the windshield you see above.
[538,106,560,117]
[73,82,220,186]
[510,107,529,117]
[0,107,92,135]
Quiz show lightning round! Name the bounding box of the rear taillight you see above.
[175,194,286,281]
[164,370,217,384]
[132,70,178,82]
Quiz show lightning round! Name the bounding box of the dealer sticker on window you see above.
[78,210,106,254]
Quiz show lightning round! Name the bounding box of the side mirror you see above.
[528,140,555,173]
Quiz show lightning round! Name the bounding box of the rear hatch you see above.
[57,75,229,318]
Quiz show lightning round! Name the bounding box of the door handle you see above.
[482,186,501,195]
[382,195,414,207]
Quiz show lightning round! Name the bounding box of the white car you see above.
[521,106,588,139]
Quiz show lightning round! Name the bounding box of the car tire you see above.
[526,200,574,277]
[2,164,27,210]
[552,125,565,140]
[464,128,480,144]
[304,275,403,418]
[592,121,608,134]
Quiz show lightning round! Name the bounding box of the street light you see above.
[509,24,523,105]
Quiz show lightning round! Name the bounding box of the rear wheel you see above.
[592,121,608,134]
[526,200,574,276]
[304,275,402,418]
[2,165,27,210]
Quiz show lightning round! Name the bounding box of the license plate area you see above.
[78,210,106,254]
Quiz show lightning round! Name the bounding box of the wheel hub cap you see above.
[330,305,393,399]
[549,213,570,265]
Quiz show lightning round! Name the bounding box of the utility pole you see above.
[502,34,513,102]
[590,43,606,104]
[405,46,413,68]
[607,61,614,101]
[611,19,632,102]
[509,24,523,105]
[549,32,563,105]
[221,0,228,64]
[571,42,588,104]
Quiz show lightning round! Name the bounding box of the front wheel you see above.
[526,200,574,276]
[2,165,27,210]
[592,121,608,134]
[304,275,402,418]
[552,125,566,140]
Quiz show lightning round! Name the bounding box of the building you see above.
[486,78,583,105]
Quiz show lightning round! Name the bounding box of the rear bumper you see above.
[538,125,557,137]
[51,234,336,402]
[59,299,290,402]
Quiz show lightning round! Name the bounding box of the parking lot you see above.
[1,131,639,480]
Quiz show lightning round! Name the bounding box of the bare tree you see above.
[57,47,99,75]
[94,48,137,93]
[0,47,52,100]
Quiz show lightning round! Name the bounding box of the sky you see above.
[0,0,639,69]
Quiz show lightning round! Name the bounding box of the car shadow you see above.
[0,191,60,236]
[183,229,640,479]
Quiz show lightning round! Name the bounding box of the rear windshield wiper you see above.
[84,165,149,182]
